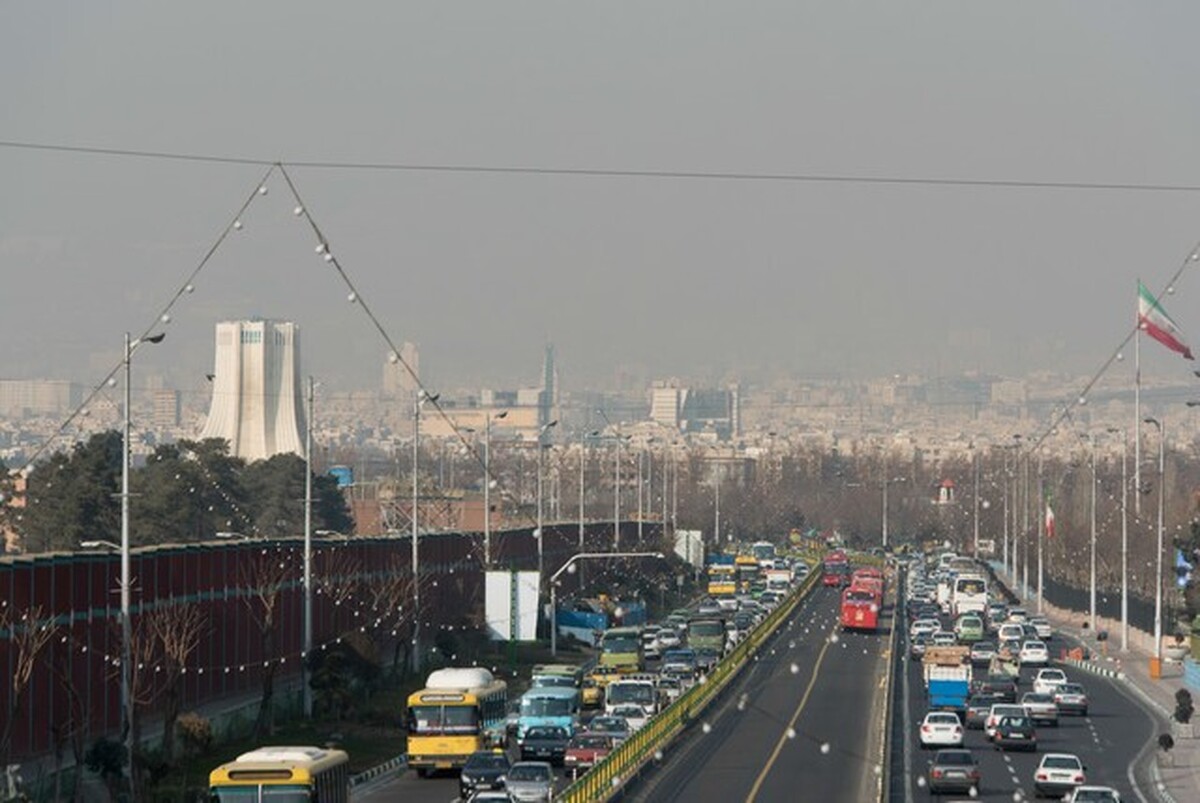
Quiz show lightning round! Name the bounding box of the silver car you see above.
[1021,691,1059,726]
[505,761,555,802]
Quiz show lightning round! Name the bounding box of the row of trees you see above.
[4,433,353,552]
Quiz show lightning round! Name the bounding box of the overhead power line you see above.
[4,138,1200,193]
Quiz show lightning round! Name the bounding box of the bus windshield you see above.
[956,579,986,595]
[602,635,639,653]
[688,622,724,637]
[408,704,479,734]
[608,684,655,705]
[521,696,574,717]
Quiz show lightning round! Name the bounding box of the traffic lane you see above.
[903,653,1153,800]
[628,587,844,802]
[354,721,595,802]
[750,610,893,803]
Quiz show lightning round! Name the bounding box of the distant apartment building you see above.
[198,320,306,461]
[647,381,741,440]
[381,341,420,399]
[152,389,181,429]
[0,379,82,418]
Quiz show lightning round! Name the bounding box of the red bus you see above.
[850,567,884,598]
[839,587,881,632]
[822,559,850,587]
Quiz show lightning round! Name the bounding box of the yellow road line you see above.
[744,632,834,803]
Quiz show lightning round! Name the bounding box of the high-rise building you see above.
[199,320,306,461]
[152,389,181,429]
[539,343,557,436]
[382,342,420,398]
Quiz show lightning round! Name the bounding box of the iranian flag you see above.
[1138,280,1194,359]
[1045,499,1055,539]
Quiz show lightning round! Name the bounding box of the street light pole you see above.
[1106,426,1130,652]
[484,410,507,567]
[303,376,314,718]
[412,389,438,671]
[1089,434,1097,632]
[549,550,665,656]
[536,420,558,619]
[120,331,163,796]
[972,446,980,558]
[1145,416,1166,662]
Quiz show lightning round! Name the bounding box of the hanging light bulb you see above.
[233,220,243,230]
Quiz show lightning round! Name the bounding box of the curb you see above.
[1057,656,1126,682]
[351,754,407,787]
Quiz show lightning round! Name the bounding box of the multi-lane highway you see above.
[626,585,893,803]
[896,573,1157,801]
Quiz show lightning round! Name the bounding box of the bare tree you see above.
[145,602,207,760]
[360,555,420,678]
[0,603,59,765]
[239,546,294,738]
[49,647,88,803]
[313,544,362,634]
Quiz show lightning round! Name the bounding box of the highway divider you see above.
[876,564,899,802]
[559,563,824,803]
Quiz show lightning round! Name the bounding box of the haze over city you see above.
[5,2,1200,397]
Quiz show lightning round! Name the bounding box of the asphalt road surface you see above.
[627,586,893,803]
[898,606,1157,800]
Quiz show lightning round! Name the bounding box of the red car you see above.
[564,733,614,772]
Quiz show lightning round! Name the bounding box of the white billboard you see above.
[484,570,540,641]
[674,530,705,569]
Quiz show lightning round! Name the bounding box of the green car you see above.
[955,615,985,643]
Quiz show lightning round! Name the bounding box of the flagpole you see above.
[1135,288,1142,518]
[1037,454,1044,616]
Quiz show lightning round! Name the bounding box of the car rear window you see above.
[936,751,974,766]
[1044,756,1082,769]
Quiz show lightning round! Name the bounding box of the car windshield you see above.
[508,765,551,782]
[1023,641,1046,650]
[1000,716,1030,728]
[1044,756,1082,770]
[525,727,566,740]
[465,754,510,770]
[1074,792,1118,802]
[590,718,626,732]
[973,642,995,651]
[1059,684,1085,695]
[570,735,610,749]
[936,751,975,766]
[928,714,958,724]
[608,684,655,705]
[602,635,639,653]
[1023,694,1053,703]
[521,697,573,717]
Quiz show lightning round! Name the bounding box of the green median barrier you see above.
[559,569,822,802]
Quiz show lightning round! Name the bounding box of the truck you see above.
[764,568,793,593]
[686,616,727,658]
[923,646,971,715]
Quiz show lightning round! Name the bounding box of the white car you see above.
[655,630,681,650]
[985,704,1028,739]
[1007,607,1030,623]
[918,711,964,748]
[910,619,939,639]
[1019,640,1050,667]
[1034,753,1087,798]
[609,704,648,732]
[931,631,958,647]
[1033,668,1068,696]
[1029,616,1053,640]
[1020,692,1059,726]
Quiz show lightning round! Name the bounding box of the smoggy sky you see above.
[5,2,1200,395]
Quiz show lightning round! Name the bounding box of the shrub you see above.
[176,712,213,756]
[1174,689,1194,724]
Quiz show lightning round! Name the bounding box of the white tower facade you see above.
[199,320,306,461]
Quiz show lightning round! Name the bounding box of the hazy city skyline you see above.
[5,3,1200,398]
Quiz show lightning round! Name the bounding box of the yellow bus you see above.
[706,564,737,597]
[406,667,507,775]
[209,745,349,803]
